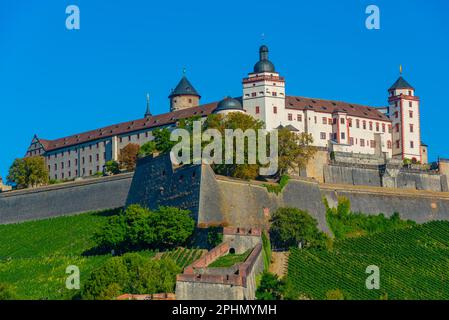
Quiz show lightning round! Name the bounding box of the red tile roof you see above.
[38,96,389,152]
[285,96,390,122]
[42,102,218,151]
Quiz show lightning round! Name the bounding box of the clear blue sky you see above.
[1,0,448,179]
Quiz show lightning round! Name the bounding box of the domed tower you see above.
[169,74,201,112]
[213,96,245,116]
[242,45,285,131]
[388,72,422,162]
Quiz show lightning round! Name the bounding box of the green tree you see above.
[277,128,317,176]
[153,128,176,154]
[269,207,328,249]
[93,205,195,252]
[81,253,180,300]
[138,141,157,158]
[104,160,120,175]
[256,272,284,300]
[207,227,223,248]
[118,143,140,171]
[7,156,49,189]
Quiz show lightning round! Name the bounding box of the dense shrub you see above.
[256,272,284,300]
[264,175,290,194]
[206,227,223,248]
[0,283,17,300]
[81,253,180,300]
[104,160,120,175]
[269,207,328,249]
[93,205,195,252]
[325,196,416,239]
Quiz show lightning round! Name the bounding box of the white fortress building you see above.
[26,45,427,181]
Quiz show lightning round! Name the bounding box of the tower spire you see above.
[399,64,403,76]
[144,93,152,118]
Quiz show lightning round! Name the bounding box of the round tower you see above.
[169,74,201,112]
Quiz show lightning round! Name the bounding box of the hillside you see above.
[287,221,449,299]
[0,209,153,299]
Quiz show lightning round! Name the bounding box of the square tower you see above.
[242,45,286,131]
[388,76,422,162]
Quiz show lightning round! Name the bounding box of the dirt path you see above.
[269,251,290,278]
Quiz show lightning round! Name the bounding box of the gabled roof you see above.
[389,76,414,90]
[38,95,390,153]
[43,102,218,152]
[285,96,391,122]
[169,76,200,98]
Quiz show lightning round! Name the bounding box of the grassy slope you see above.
[0,210,123,299]
[288,221,449,300]
[209,250,251,268]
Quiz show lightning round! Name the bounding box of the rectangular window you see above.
[356,119,360,128]
[322,117,327,125]
[410,141,414,148]
[369,122,373,131]
[62,173,64,179]
[348,118,352,127]
[75,169,78,176]
[349,137,354,145]
[376,123,379,132]
[82,168,85,175]
[410,124,414,133]
[75,159,78,166]
[297,114,302,122]
[320,132,326,140]
[119,137,123,143]
[128,136,131,142]
[409,110,413,118]
[251,92,257,97]
[341,132,345,140]
[145,132,149,138]
[394,111,399,118]
[273,106,277,114]
[388,125,392,133]
[69,171,71,178]
[382,123,386,133]
[314,116,317,124]
[68,160,71,168]
[89,155,92,163]
[82,157,85,164]
[54,163,57,170]
[333,118,337,125]
[396,140,400,148]
[96,154,99,161]
[137,133,140,139]
[328,118,332,125]
[409,101,412,108]
[387,141,392,149]
[288,113,293,121]
[272,92,277,96]
[363,121,366,130]
[360,139,365,147]
[61,162,64,169]
[340,118,345,125]
[371,140,376,148]
[256,106,260,114]
[329,133,333,140]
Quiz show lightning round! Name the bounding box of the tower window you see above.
[251,92,257,97]
[273,106,277,114]
[256,106,260,114]
[410,124,414,133]
[340,118,345,125]
[387,141,392,149]
[409,101,412,108]
[409,111,413,118]
[272,92,277,96]
[410,141,414,148]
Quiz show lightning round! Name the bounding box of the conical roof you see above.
[169,76,200,98]
[389,76,414,90]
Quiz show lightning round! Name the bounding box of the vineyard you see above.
[0,209,153,299]
[160,248,204,269]
[287,221,449,300]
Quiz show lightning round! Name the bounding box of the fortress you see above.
[24,45,429,182]
[2,45,449,300]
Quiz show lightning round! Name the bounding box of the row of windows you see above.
[50,153,107,171]
[395,140,415,149]
[52,167,101,180]
[393,110,414,119]
[246,91,284,98]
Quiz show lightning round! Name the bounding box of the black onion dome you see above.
[214,96,243,113]
[253,45,275,73]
